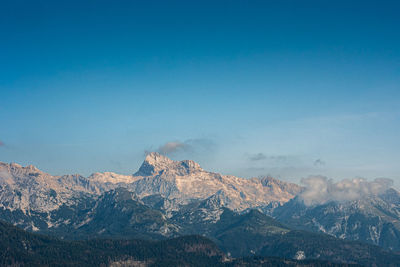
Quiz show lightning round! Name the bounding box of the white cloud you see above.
[300,176,393,206]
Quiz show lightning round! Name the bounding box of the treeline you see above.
[0,220,363,266]
[0,221,223,266]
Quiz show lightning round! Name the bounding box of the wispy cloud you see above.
[313,159,325,166]
[300,176,393,206]
[158,141,189,155]
[248,153,267,161]
[0,140,4,147]
[247,153,294,163]
[155,138,216,156]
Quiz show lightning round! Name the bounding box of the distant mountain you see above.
[274,189,400,251]
[3,183,393,266]
[0,153,301,232]
[2,154,400,266]
[127,152,302,212]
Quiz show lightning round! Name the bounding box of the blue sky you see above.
[1,1,399,185]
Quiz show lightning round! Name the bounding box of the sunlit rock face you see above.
[1,153,400,254]
[0,152,301,233]
[128,152,302,212]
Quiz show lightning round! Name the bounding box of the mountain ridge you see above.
[2,153,400,264]
[0,153,302,215]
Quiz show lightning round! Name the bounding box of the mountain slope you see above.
[273,190,400,251]
[69,188,179,239]
[172,201,400,266]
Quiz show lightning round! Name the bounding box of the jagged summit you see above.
[145,152,173,164]
[260,176,303,196]
[134,152,203,176]
[1,162,44,177]
[0,156,303,214]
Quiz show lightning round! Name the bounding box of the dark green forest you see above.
[0,220,363,267]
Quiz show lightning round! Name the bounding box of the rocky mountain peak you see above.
[260,176,303,196]
[134,152,173,176]
[134,152,203,176]
[145,152,174,166]
[9,162,22,168]
[1,162,43,178]
[26,164,40,172]
[180,160,202,172]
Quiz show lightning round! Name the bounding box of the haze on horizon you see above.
[0,1,399,187]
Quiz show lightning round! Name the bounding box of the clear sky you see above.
[1,0,399,186]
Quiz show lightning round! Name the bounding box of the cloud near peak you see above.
[155,138,216,156]
[299,176,393,206]
[313,159,325,166]
[158,141,188,155]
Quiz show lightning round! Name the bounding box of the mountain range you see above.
[0,152,301,232]
[1,152,400,266]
